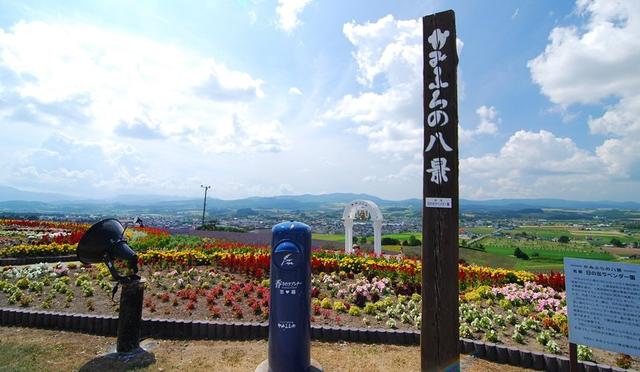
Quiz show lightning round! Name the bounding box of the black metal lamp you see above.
[77,218,140,283]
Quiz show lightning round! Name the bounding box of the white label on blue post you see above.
[425,197,452,208]
[564,258,640,356]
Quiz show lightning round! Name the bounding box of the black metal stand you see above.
[79,278,155,371]
[117,278,145,353]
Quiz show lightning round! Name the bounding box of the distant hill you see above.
[460,198,640,211]
[0,184,639,214]
[0,185,75,203]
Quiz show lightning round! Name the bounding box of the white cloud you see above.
[310,120,325,128]
[192,115,290,154]
[276,0,312,32]
[363,163,420,183]
[0,21,279,151]
[461,130,610,199]
[460,105,499,141]
[288,87,303,95]
[528,0,640,106]
[342,15,422,87]
[10,134,151,195]
[528,0,640,184]
[325,15,462,158]
[324,16,423,155]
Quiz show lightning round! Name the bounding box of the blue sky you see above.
[0,0,638,201]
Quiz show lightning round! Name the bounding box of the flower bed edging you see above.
[0,255,77,266]
[0,307,624,371]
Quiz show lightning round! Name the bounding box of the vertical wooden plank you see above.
[569,342,578,372]
[421,9,460,372]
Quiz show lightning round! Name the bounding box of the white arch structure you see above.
[343,200,383,255]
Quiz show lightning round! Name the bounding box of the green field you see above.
[312,233,346,242]
[479,237,613,271]
[465,227,496,235]
[313,232,421,243]
[402,245,536,271]
[510,226,640,244]
[315,229,635,273]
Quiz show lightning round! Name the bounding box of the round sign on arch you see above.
[342,200,383,256]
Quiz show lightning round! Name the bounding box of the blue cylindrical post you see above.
[268,221,312,372]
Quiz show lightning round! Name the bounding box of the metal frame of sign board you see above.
[564,258,640,371]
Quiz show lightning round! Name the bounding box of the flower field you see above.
[0,219,636,369]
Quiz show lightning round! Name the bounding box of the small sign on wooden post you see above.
[421,9,460,372]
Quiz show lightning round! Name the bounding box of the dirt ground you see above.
[0,326,532,372]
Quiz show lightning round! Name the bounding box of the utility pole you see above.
[200,185,211,227]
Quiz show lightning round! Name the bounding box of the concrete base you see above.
[255,358,323,372]
[79,343,156,371]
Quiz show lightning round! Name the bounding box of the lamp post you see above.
[200,185,211,227]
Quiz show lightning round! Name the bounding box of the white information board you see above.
[564,258,640,356]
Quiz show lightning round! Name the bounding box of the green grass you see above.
[382,245,402,253]
[312,233,345,242]
[510,227,572,239]
[465,227,496,235]
[460,248,521,270]
[381,232,421,241]
[0,342,51,372]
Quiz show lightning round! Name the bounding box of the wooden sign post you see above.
[421,10,459,372]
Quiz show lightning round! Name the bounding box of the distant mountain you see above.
[0,184,639,214]
[0,185,75,203]
[460,198,640,211]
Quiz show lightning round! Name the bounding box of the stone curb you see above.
[0,308,622,371]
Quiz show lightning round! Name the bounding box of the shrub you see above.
[577,345,593,362]
[512,331,524,344]
[333,301,347,313]
[546,340,560,354]
[513,248,529,260]
[363,302,377,315]
[320,298,332,309]
[386,318,397,329]
[498,299,512,310]
[463,291,480,302]
[536,330,551,346]
[8,289,23,304]
[348,306,361,316]
[19,294,33,307]
[408,235,421,246]
[208,306,221,318]
[381,237,400,245]
[81,282,94,297]
[231,304,243,318]
[459,324,473,339]
[615,354,632,369]
[15,278,29,289]
[28,281,44,293]
[486,330,498,343]
[516,305,532,317]
[476,285,493,299]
